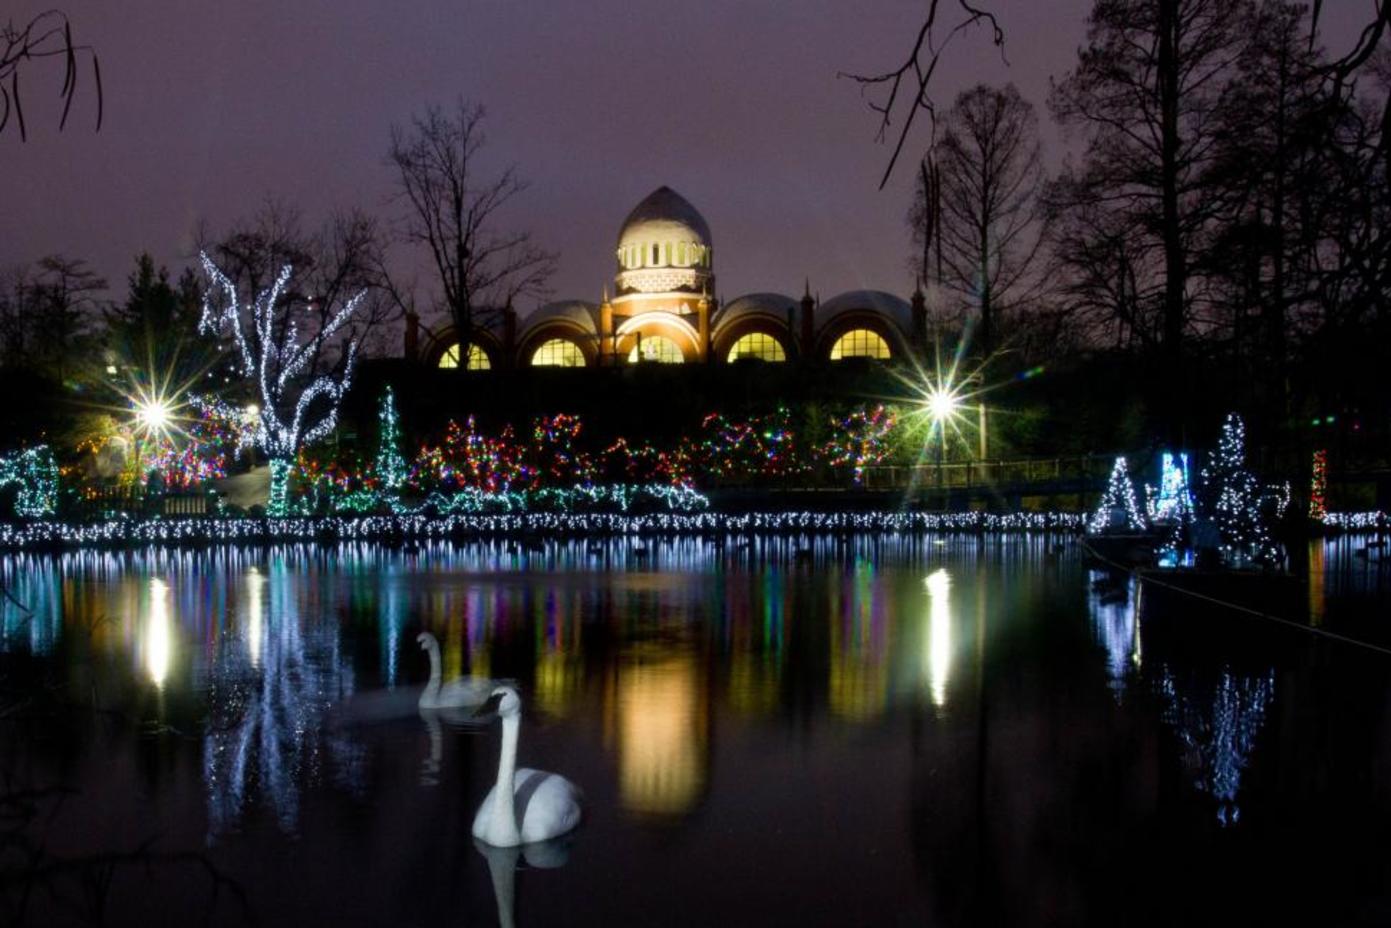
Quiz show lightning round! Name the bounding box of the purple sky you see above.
[3,1,1372,320]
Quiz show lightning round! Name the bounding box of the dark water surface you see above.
[2,536,1390,927]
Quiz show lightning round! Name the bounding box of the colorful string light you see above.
[1309,450,1327,522]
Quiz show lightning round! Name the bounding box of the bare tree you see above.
[909,83,1046,358]
[199,253,367,516]
[198,200,396,370]
[1,10,101,140]
[387,101,557,357]
[841,2,1005,188]
[1048,0,1249,436]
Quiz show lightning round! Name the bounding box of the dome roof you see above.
[817,290,914,334]
[617,186,712,249]
[519,300,599,339]
[715,292,797,332]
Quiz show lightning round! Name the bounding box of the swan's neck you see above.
[425,642,441,692]
[489,714,522,844]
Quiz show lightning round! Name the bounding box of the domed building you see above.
[415,186,927,370]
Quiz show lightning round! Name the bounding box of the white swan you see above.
[472,685,583,847]
[417,632,494,711]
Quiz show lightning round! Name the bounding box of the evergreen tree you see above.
[1089,456,1147,533]
[105,253,218,393]
[373,386,407,493]
[1201,413,1278,566]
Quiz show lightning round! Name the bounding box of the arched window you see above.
[829,329,891,361]
[438,343,491,370]
[531,338,586,367]
[628,335,684,364]
[727,332,786,362]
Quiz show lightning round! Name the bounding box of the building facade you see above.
[408,186,928,370]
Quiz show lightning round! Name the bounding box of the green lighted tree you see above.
[373,386,407,493]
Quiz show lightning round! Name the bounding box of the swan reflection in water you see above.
[474,835,573,928]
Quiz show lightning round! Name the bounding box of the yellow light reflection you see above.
[924,569,952,708]
[246,567,264,668]
[1308,540,1325,627]
[145,577,171,688]
[616,647,707,817]
[828,568,890,722]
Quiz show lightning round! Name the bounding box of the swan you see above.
[417,632,494,711]
[472,685,583,847]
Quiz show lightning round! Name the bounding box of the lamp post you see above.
[925,386,959,509]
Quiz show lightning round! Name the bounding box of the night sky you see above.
[2,1,1371,316]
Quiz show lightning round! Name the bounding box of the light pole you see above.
[925,385,960,508]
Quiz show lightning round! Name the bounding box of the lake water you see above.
[2,536,1390,927]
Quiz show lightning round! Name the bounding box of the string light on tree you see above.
[1089,456,1148,533]
[1201,413,1279,567]
[0,446,60,518]
[198,253,366,517]
[373,386,407,493]
[1309,449,1328,522]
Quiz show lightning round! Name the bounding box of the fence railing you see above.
[860,455,1118,492]
[69,486,215,520]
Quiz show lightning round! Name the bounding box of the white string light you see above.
[1088,456,1148,534]
[0,510,1088,550]
[199,254,366,516]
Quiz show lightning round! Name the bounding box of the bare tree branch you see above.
[0,10,102,141]
[840,1,1005,189]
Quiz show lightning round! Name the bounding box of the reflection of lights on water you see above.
[246,567,264,668]
[1157,666,1275,826]
[1308,540,1325,627]
[829,564,889,721]
[1087,571,1137,698]
[617,650,707,816]
[146,577,171,687]
[924,569,952,708]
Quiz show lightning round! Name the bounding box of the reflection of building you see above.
[828,564,891,721]
[612,645,709,817]
[411,186,928,370]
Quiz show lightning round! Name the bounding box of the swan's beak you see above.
[473,693,504,718]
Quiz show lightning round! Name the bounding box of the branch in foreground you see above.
[839,1,1004,189]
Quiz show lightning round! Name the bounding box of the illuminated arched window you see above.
[531,338,586,367]
[628,335,685,364]
[438,343,491,370]
[727,332,786,362]
[829,328,891,361]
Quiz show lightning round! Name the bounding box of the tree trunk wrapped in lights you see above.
[1308,449,1327,522]
[198,254,365,517]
